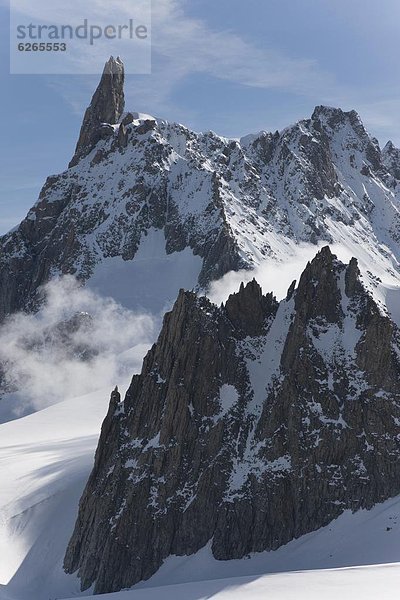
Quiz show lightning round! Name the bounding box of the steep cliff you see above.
[64,246,400,593]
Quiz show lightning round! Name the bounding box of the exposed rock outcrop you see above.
[225,278,277,336]
[69,56,125,167]
[64,247,400,594]
[382,140,400,182]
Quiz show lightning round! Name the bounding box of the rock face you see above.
[64,247,400,594]
[69,56,125,168]
[1,62,400,320]
[382,140,400,181]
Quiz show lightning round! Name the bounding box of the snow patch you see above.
[216,384,239,419]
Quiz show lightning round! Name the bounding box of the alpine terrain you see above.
[64,247,400,594]
[1,57,400,318]
[1,54,400,600]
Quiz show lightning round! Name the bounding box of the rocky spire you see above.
[69,56,125,167]
[294,245,343,323]
[225,279,277,336]
[311,105,381,171]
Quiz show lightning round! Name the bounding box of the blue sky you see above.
[1,0,400,233]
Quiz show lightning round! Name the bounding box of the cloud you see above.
[10,0,151,74]
[26,0,399,147]
[151,0,332,93]
[207,242,355,305]
[123,0,336,117]
[0,276,158,419]
[28,0,334,117]
[7,0,400,145]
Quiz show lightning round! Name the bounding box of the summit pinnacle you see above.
[69,56,125,167]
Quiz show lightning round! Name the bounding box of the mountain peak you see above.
[382,140,400,179]
[225,278,278,336]
[104,55,124,74]
[64,247,400,594]
[295,245,343,323]
[384,140,396,152]
[310,105,379,161]
[69,56,125,167]
[311,105,362,129]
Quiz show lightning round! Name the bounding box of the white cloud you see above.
[153,1,331,92]
[207,243,355,305]
[10,0,151,74]
[0,276,158,419]
[31,0,334,116]
[124,0,335,115]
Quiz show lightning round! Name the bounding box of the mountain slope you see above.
[0,386,112,600]
[1,59,400,318]
[62,563,400,600]
[64,246,400,594]
[2,382,400,600]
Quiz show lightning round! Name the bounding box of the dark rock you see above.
[294,245,343,323]
[345,257,361,298]
[286,279,296,301]
[225,279,278,336]
[69,56,125,167]
[117,123,128,149]
[99,124,115,139]
[64,247,400,594]
[136,119,156,135]
[121,112,135,126]
[382,141,400,180]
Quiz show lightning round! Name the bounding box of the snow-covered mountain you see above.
[1,57,400,318]
[64,247,400,594]
[2,55,400,600]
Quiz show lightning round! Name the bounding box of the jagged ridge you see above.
[1,61,400,319]
[64,246,400,594]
